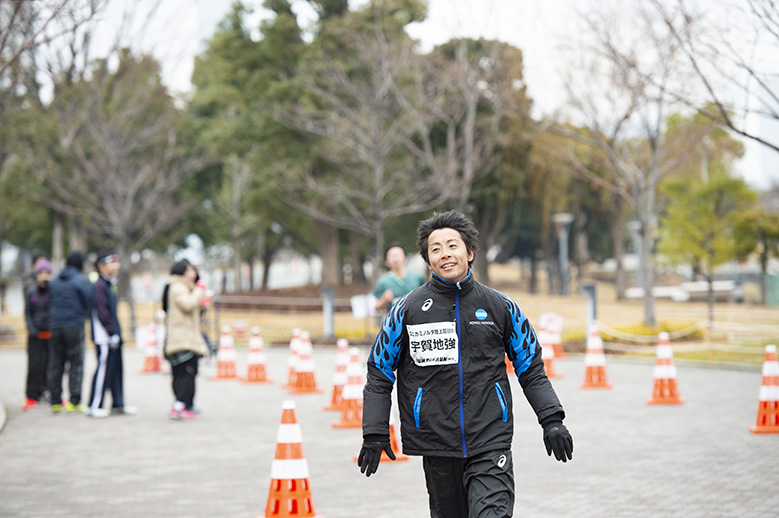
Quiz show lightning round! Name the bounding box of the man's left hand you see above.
[543,421,573,462]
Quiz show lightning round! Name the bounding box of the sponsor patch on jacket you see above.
[407,321,458,366]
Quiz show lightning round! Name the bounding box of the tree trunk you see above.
[51,211,64,272]
[638,212,656,327]
[707,274,715,325]
[609,196,626,301]
[475,246,490,284]
[760,238,768,305]
[573,209,590,288]
[348,230,367,284]
[117,240,136,335]
[68,214,87,253]
[232,226,242,293]
[316,220,340,287]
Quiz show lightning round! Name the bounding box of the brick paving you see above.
[0,345,777,517]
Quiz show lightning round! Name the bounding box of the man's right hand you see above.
[357,435,395,477]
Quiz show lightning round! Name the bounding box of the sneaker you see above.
[22,398,37,410]
[86,407,110,418]
[111,405,137,416]
[51,404,63,414]
[69,403,87,413]
[186,406,202,415]
[169,407,196,421]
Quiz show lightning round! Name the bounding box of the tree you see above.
[734,207,779,305]
[190,0,314,291]
[556,2,708,326]
[423,39,535,284]
[658,174,757,323]
[0,0,107,77]
[276,0,450,279]
[647,0,779,154]
[29,50,208,329]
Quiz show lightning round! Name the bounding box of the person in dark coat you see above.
[22,258,53,410]
[47,251,92,414]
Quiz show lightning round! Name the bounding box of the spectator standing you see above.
[86,252,136,418]
[359,210,573,518]
[162,259,209,420]
[373,242,426,314]
[47,251,92,414]
[22,258,53,410]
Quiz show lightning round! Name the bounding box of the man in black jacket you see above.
[47,251,92,414]
[359,210,573,518]
[87,251,136,417]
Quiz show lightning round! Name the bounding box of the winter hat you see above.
[66,251,84,271]
[95,250,119,268]
[34,258,52,274]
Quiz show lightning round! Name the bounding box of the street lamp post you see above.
[552,213,574,296]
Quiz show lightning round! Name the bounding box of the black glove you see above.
[543,420,573,462]
[358,434,395,477]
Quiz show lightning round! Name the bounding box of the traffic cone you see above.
[234,319,248,340]
[647,332,683,405]
[324,339,349,411]
[288,331,322,394]
[264,401,321,518]
[581,324,612,389]
[749,344,779,434]
[141,323,161,373]
[333,347,363,429]
[213,325,237,380]
[243,326,272,383]
[282,329,302,389]
[549,313,568,360]
[538,320,562,379]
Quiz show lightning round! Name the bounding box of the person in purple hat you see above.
[22,257,52,410]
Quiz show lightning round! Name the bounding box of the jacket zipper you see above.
[455,281,467,457]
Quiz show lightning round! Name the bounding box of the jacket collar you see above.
[429,268,474,295]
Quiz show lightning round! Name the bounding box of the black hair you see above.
[162,259,196,313]
[66,251,84,271]
[170,259,192,276]
[384,241,406,258]
[416,210,479,266]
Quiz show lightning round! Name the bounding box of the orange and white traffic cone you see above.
[234,320,248,340]
[324,338,349,411]
[282,329,302,389]
[141,323,161,373]
[288,331,321,394]
[213,325,237,380]
[333,347,364,429]
[749,344,779,434]
[243,326,271,383]
[264,401,321,518]
[647,332,683,405]
[538,320,562,379]
[549,313,568,360]
[581,324,612,389]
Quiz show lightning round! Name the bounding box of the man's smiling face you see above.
[426,227,473,283]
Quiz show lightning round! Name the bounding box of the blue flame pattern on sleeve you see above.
[501,294,538,376]
[369,295,408,383]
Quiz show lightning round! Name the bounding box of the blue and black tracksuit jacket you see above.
[363,270,564,458]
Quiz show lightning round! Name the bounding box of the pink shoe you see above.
[169,407,196,421]
[22,398,37,410]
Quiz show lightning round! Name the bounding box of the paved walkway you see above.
[0,345,776,517]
